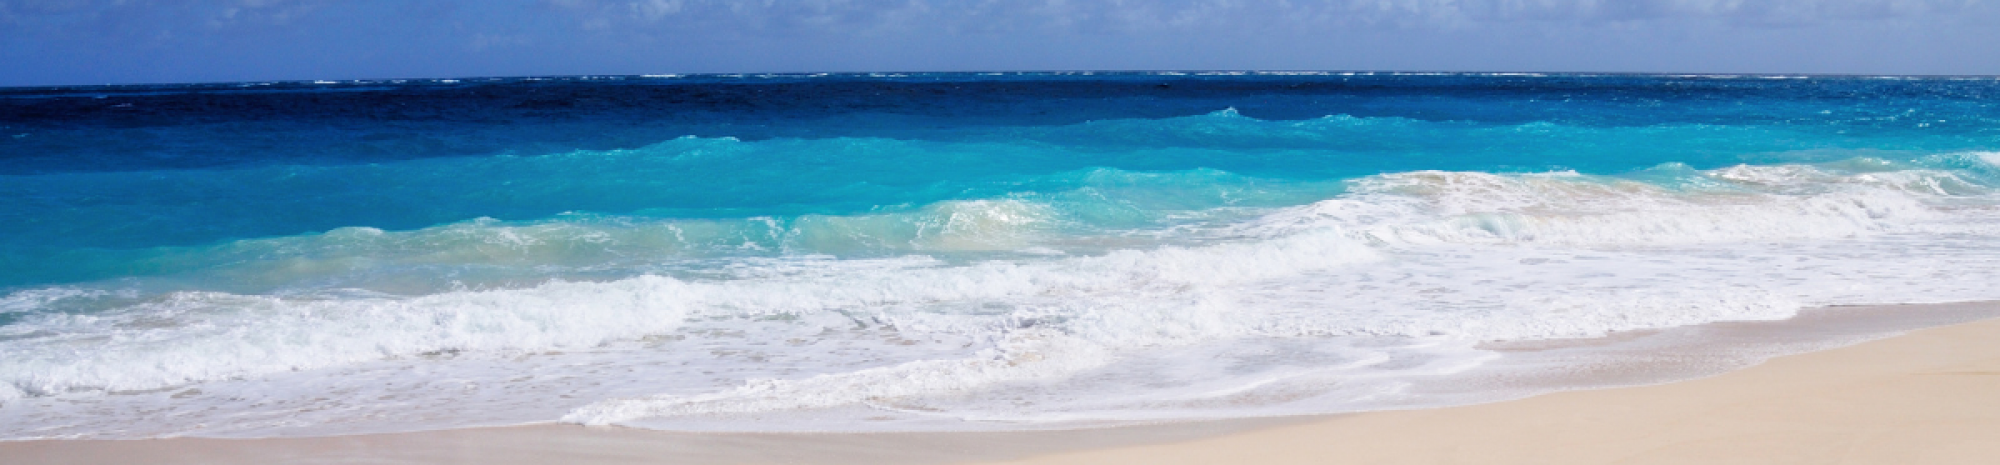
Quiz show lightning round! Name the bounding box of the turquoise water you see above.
[3,72,1999,437]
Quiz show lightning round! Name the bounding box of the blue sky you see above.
[4,0,1998,86]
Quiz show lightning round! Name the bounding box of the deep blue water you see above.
[4,72,2000,438]
[6,73,1996,291]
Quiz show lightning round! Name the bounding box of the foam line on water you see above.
[7,160,1995,400]
[0,226,1385,401]
[6,158,2000,434]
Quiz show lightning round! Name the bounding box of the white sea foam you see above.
[7,160,2000,437]
[1236,166,1975,249]
[1977,151,2000,168]
[1,277,697,397]
[0,224,1383,399]
[563,329,1115,425]
[0,288,113,315]
[555,162,2000,429]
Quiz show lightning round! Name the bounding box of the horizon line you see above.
[6,69,1999,91]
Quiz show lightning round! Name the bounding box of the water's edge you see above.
[8,72,1996,441]
[13,299,1990,465]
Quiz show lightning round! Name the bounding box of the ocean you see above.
[2,72,1998,438]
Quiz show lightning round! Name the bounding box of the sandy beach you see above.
[992,304,2000,465]
[9,2,2000,463]
[3,301,1997,465]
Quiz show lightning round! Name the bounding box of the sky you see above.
[3,0,1999,86]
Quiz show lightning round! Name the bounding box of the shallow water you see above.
[2,72,1998,438]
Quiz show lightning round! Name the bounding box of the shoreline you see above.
[989,301,2000,464]
[5,301,1999,464]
